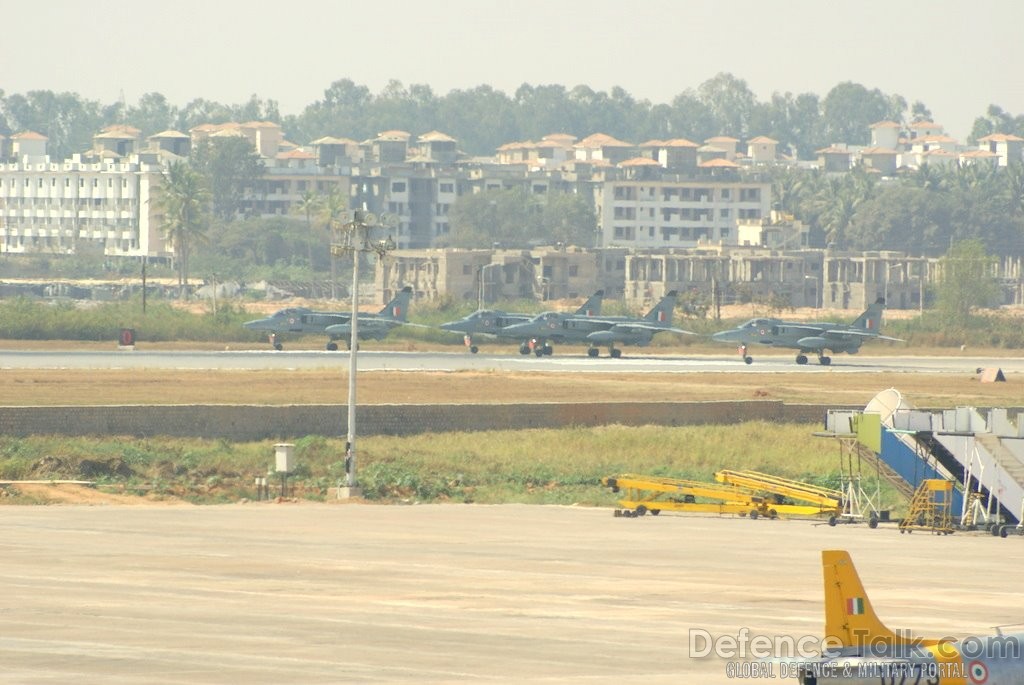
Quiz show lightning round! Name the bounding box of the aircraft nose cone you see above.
[712,331,734,342]
[439,322,460,332]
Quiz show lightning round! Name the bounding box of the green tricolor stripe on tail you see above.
[846,597,865,615]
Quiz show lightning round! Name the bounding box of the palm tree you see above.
[153,160,210,296]
[292,189,323,296]
[320,187,348,300]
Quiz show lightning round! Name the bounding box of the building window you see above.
[391,182,406,193]
[440,183,454,193]
[720,209,730,218]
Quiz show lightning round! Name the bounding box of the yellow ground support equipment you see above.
[713,470,845,523]
[899,479,955,535]
[602,473,839,520]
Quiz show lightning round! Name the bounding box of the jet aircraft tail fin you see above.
[379,286,413,321]
[644,290,678,325]
[574,290,604,317]
[822,550,907,650]
[850,297,885,333]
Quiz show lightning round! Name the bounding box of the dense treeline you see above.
[3,74,1024,160]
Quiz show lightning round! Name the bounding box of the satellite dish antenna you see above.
[379,213,399,229]
[362,212,377,226]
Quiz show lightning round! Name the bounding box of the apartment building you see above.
[0,148,165,257]
[597,177,771,248]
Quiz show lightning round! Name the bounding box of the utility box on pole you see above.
[274,443,294,474]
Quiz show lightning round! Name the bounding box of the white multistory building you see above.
[0,149,166,257]
[596,178,771,248]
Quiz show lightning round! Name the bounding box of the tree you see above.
[1,90,105,159]
[320,187,348,298]
[936,240,1000,330]
[189,136,265,222]
[697,72,758,139]
[819,83,898,146]
[447,188,536,248]
[538,192,598,246]
[126,92,178,136]
[292,189,324,292]
[153,161,210,293]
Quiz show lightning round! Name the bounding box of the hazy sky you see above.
[4,0,1023,142]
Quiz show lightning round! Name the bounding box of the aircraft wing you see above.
[821,328,904,342]
[610,323,696,335]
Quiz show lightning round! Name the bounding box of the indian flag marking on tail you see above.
[846,597,865,615]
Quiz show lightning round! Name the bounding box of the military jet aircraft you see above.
[243,286,413,351]
[439,290,603,354]
[501,290,693,358]
[783,550,1024,685]
[710,297,902,365]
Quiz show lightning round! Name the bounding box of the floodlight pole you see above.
[333,209,396,496]
[345,212,364,491]
[347,253,358,487]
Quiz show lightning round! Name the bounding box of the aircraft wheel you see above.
[587,348,599,358]
[991,524,1002,536]
[326,341,338,351]
[868,515,879,529]
[635,505,647,517]
[610,348,622,359]
[749,509,759,520]
[650,509,661,516]
[796,354,808,365]
[768,509,778,519]
[519,344,530,355]
[543,346,553,356]
[743,356,753,364]
[1000,525,1010,538]
[470,345,479,354]
[828,515,837,527]
[534,347,544,357]
[273,342,283,351]
[820,356,832,366]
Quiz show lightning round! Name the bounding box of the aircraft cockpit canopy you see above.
[271,307,312,318]
[740,318,779,329]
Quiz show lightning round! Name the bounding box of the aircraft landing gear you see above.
[739,345,752,364]
[587,347,599,358]
[326,341,338,351]
[818,355,832,366]
[269,334,283,351]
[527,339,552,357]
[463,335,479,354]
[795,354,809,365]
[610,348,622,359]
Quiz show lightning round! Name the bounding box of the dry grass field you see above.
[1,364,1022,407]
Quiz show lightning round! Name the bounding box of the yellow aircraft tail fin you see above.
[822,550,906,650]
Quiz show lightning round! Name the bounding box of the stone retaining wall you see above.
[0,402,837,440]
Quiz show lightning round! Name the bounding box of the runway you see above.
[0,347,1018,374]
